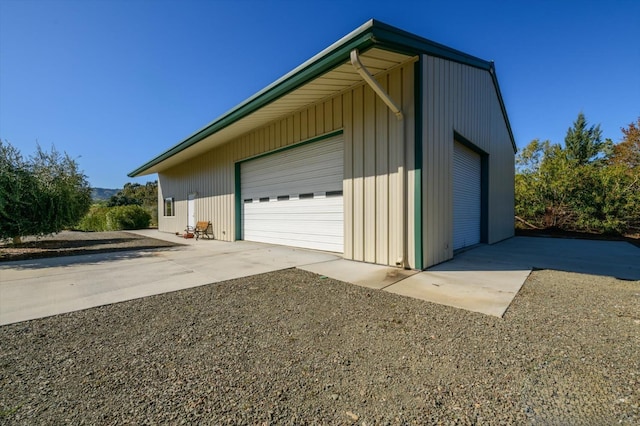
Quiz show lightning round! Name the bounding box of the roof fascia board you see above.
[368,20,491,70]
[489,64,517,153]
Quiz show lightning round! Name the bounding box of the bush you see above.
[77,205,151,231]
[106,205,151,230]
[77,205,109,232]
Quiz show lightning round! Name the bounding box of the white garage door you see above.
[453,141,481,250]
[241,136,344,252]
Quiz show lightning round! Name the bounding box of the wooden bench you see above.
[193,221,213,240]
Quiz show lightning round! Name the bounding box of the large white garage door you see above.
[241,136,344,252]
[453,141,481,250]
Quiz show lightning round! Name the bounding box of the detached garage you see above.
[129,19,516,270]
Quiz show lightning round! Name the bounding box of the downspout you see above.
[350,49,408,268]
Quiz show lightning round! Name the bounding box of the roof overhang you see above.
[129,19,516,177]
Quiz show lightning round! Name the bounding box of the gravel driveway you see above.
[1,266,638,424]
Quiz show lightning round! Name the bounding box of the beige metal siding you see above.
[422,55,514,268]
[342,62,415,267]
[157,60,417,268]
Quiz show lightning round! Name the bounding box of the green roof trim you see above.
[129,19,516,177]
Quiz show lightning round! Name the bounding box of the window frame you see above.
[164,197,175,217]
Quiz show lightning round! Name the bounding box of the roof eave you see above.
[129,19,516,177]
[128,21,379,177]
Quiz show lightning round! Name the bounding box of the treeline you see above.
[516,114,639,235]
[78,182,158,231]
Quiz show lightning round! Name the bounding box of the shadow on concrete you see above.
[0,246,183,270]
[431,237,640,281]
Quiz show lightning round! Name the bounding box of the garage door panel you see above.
[244,228,343,241]
[241,136,344,253]
[244,173,342,197]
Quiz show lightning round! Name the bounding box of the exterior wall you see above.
[158,61,417,267]
[421,55,515,267]
[343,62,416,267]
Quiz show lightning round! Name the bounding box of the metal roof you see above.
[129,19,515,177]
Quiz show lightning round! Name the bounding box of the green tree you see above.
[515,139,576,228]
[516,117,640,235]
[0,141,92,243]
[564,112,612,165]
[107,181,158,226]
[0,142,39,242]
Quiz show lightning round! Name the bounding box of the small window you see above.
[299,193,314,199]
[259,197,270,203]
[326,190,343,197]
[243,199,253,204]
[277,195,290,201]
[164,197,175,216]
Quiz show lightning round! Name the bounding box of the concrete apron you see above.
[299,258,530,318]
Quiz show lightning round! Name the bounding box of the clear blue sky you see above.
[1,0,638,189]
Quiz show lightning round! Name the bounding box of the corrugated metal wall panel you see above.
[375,75,389,265]
[387,67,401,266]
[363,85,376,263]
[352,85,365,262]
[157,60,417,267]
[421,55,514,268]
[403,64,416,269]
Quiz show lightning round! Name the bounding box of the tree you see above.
[515,139,576,228]
[107,181,157,207]
[107,181,158,226]
[609,117,640,169]
[0,141,92,243]
[564,112,611,165]
[516,117,640,235]
[0,142,39,242]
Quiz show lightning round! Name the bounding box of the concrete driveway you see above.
[0,236,340,325]
[1,232,638,325]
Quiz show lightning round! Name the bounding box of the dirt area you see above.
[1,265,638,424]
[0,231,180,262]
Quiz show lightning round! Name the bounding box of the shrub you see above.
[77,205,109,231]
[77,205,151,231]
[106,205,151,230]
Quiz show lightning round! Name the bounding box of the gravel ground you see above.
[0,231,179,262]
[1,264,638,425]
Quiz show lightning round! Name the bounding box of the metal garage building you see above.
[129,19,516,270]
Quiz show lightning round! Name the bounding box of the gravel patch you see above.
[1,268,638,424]
[0,231,180,262]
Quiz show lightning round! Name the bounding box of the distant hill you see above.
[91,187,119,201]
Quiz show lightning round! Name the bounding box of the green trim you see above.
[236,130,343,166]
[234,163,241,241]
[413,59,423,270]
[129,19,515,178]
[233,130,344,241]
[370,21,490,70]
[489,64,517,153]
